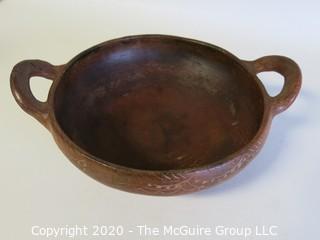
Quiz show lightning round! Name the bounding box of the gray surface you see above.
[1,0,319,239]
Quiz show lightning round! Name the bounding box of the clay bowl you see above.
[10,35,301,195]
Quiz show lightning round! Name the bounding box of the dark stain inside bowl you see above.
[54,37,264,170]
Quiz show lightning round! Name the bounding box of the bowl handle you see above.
[10,60,63,129]
[243,55,302,116]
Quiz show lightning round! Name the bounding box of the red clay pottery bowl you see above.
[10,35,301,195]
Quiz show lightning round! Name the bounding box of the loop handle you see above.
[244,55,302,115]
[10,60,62,128]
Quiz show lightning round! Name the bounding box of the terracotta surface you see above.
[10,35,302,195]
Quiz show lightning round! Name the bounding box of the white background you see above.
[1,0,319,239]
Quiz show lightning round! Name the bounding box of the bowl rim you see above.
[47,34,271,174]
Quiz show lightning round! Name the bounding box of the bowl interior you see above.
[54,36,264,170]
